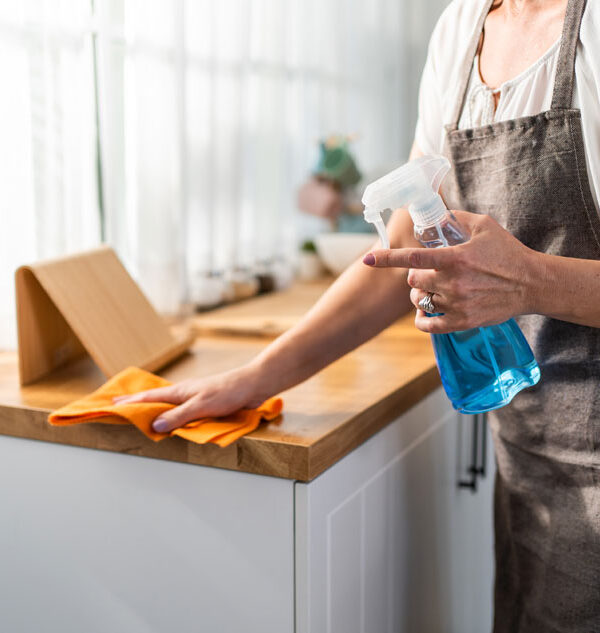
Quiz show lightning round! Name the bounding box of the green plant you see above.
[300,239,317,253]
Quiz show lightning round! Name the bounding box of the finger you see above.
[113,386,185,405]
[363,247,455,270]
[152,397,208,433]
[406,268,438,291]
[414,310,456,334]
[410,288,446,313]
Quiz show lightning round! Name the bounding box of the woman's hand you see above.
[363,210,541,333]
[113,363,270,433]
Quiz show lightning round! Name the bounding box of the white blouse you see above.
[415,0,600,211]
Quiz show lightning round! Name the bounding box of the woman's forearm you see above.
[248,143,424,399]
[530,251,600,327]
[249,204,423,399]
[249,253,413,398]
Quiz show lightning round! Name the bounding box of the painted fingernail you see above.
[363,253,375,266]
[153,418,170,433]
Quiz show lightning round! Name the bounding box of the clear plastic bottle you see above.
[417,210,540,414]
[362,155,540,414]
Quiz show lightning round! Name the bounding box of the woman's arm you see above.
[249,206,418,397]
[115,146,424,432]
[528,251,600,328]
[364,209,600,332]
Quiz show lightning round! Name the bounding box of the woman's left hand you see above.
[363,210,541,334]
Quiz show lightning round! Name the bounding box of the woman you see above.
[118,0,600,629]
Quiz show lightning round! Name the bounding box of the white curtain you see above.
[0,0,102,350]
[0,0,449,350]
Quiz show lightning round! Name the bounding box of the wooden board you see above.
[191,279,332,337]
[15,246,194,385]
[0,311,439,481]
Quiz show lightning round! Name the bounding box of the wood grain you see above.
[2,286,440,481]
[16,246,194,385]
[191,278,332,338]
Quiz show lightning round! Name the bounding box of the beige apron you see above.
[440,0,600,630]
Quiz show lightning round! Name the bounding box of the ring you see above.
[418,292,436,314]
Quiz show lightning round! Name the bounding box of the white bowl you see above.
[314,233,377,276]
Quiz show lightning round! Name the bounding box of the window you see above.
[0,0,447,348]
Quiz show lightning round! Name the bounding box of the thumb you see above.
[449,209,481,233]
[152,396,208,433]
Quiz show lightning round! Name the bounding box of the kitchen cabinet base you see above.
[295,387,495,633]
[0,387,493,633]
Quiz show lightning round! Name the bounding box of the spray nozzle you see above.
[362,155,451,247]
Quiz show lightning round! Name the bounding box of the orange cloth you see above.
[48,366,283,448]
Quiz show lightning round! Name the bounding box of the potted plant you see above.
[297,239,325,281]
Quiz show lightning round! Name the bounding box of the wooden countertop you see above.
[191,278,332,338]
[0,283,439,482]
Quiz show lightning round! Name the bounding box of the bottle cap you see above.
[362,155,451,230]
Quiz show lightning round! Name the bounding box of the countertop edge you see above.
[0,366,442,481]
[305,366,441,481]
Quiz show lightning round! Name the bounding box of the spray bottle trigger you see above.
[419,156,451,194]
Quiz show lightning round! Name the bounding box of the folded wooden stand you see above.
[15,246,194,385]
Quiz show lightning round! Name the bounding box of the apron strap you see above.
[448,0,495,131]
[551,0,587,110]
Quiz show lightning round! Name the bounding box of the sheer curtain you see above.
[0,0,102,350]
[0,0,449,350]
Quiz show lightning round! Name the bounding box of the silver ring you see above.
[418,292,436,314]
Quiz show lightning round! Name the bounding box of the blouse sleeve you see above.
[414,23,445,156]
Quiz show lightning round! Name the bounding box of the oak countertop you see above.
[0,286,440,482]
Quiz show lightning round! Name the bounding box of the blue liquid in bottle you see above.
[419,214,540,414]
[431,321,540,414]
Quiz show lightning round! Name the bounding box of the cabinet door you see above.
[0,437,295,633]
[295,387,495,633]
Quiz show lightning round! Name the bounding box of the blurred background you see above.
[0,0,448,349]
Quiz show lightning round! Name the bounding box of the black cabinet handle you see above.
[458,413,487,492]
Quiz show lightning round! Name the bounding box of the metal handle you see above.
[458,413,487,492]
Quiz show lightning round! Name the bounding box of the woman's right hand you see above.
[113,363,271,433]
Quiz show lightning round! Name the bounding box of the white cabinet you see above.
[0,387,493,632]
[295,387,495,633]
[0,439,295,633]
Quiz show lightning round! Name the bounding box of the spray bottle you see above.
[362,155,540,414]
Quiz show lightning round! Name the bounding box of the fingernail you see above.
[363,253,375,266]
[153,418,170,433]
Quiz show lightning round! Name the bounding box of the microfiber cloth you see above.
[48,366,283,448]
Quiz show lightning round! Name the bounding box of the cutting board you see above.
[191,279,332,338]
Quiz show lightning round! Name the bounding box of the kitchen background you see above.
[0,0,449,349]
